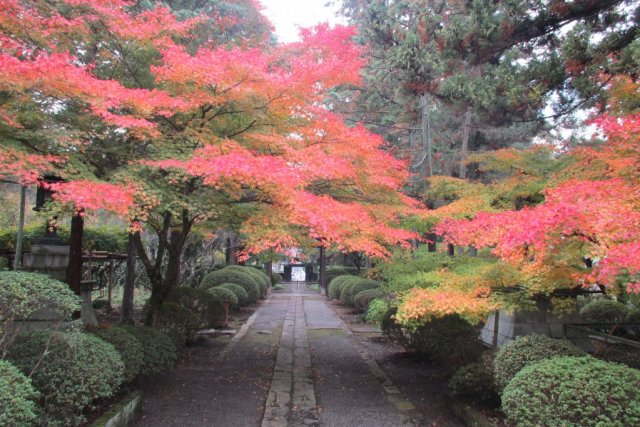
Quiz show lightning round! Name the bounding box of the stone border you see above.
[445,396,499,427]
[91,390,143,427]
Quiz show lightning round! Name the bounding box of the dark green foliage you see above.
[626,308,640,323]
[7,330,124,426]
[200,267,260,303]
[353,288,385,313]
[502,356,640,427]
[218,283,249,306]
[0,360,38,426]
[270,272,282,286]
[155,287,226,344]
[0,223,128,252]
[207,287,238,306]
[340,278,379,306]
[383,311,483,371]
[152,302,197,348]
[493,334,586,391]
[0,271,79,356]
[448,360,499,407]
[247,266,272,292]
[326,266,351,286]
[90,326,143,383]
[116,326,176,376]
[580,299,629,323]
[92,299,110,310]
[328,275,355,300]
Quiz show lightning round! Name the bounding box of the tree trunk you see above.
[319,246,327,296]
[426,233,437,252]
[66,213,84,295]
[142,211,192,327]
[420,94,434,177]
[13,186,26,270]
[121,231,137,325]
[459,107,472,179]
[447,243,455,257]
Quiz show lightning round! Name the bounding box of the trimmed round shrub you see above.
[494,334,585,391]
[7,330,124,426]
[218,283,249,306]
[207,286,239,306]
[201,268,261,303]
[328,275,354,300]
[248,266,272,292]
[354,288,385,312]
[117,325,176,376]
[503,356,640,426]
[383,311,483,371]
[326,266,351,286]
[580,299,629,323]
[447,361,499,406]
[165,287,225,330]
[271,272,283,286]
[90,326,143,382]
[224,265,269,296]
[0,360,38,426]
[340,278,378,306]
[336,276,362,303]
[153,302,197,348]
[0,271,79,355]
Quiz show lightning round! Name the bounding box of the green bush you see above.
[7,330,124,426]
[200,268,261,303]
[218,283,249,306]
[626,308,640,323]
[580,299,629,323]
[116,325,176,376]
[90,326,143,382]
[248,266,272,292]
[271,272,283,286]
[448,360,499,406]
[353,288,385,313]
[224,265,269,296]
[153,302,197,348]
[383,312,483,371]
[366,298,392,324]
[207,286,239,306]
[503,356,640,426]
[0,271,79,356]
[326,266,351,285]
[328,275,353,300]
[165,287,225,331]
[493,334,585,391]
[0,360,38,426]
[336,276,362,303]
[340,278,379,306]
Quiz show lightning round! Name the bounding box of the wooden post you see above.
[107,259,114,311]
[13,185,26,270]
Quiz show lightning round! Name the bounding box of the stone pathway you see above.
[134,283,455,426]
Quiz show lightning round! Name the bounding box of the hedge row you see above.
[2,325,177,426]
[446,333,640,426]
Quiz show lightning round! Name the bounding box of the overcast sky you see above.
[260,0,346,43]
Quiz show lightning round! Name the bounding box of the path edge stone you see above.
[91,390,143,427]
